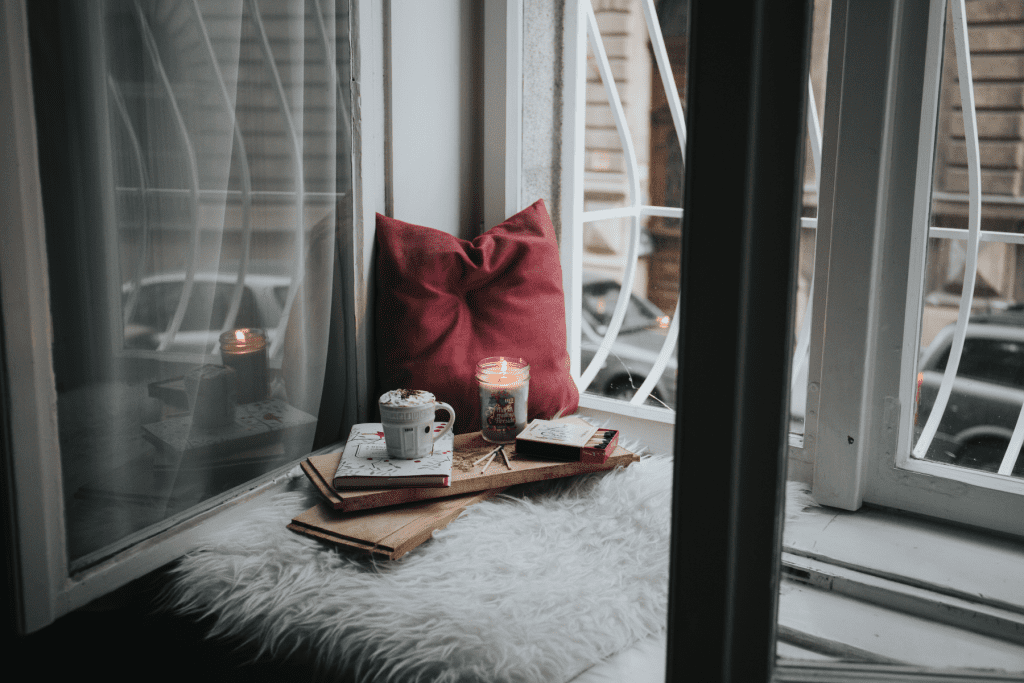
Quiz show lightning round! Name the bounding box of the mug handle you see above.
[431,402,456,442]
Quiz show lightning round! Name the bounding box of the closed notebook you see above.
[333,423,453,489]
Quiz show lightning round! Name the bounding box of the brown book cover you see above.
[287,488,504,560]
[299,418,641,512]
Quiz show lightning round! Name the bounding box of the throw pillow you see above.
[375,199,579,434]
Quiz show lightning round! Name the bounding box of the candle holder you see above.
[475,356,530,443]
[219,328,269,404]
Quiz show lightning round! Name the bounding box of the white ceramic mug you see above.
[378,389,456,459]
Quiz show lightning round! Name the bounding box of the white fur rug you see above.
[164,440,815,683]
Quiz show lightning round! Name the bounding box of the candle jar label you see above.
[475,357,530,444]
[483,389,524,441]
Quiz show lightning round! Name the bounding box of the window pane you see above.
[578,0,686,409]
[29,0,351,568]
[912,0,1024,478]
[787,0,831,438]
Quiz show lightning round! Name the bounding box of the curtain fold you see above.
[38,0,349,566]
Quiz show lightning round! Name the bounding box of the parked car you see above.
[122,272,291,356]
[915,305,1024,475]
[579,271,677,408]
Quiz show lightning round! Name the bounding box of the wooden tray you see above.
[300,418,640,512]
[287,488,504,560]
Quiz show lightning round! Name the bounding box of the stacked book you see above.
[288,417,637,560]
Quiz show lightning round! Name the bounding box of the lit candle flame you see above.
[235,329,246,343]
[500,359,508,376]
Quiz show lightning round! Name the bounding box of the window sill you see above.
[575,403,676,454]
[780,499,1024,671]
[578,394,676,424]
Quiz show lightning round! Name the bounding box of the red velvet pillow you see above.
[375,199,579,434]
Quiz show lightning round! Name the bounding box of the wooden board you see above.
[287,488,504,560]
[300,418,641,512]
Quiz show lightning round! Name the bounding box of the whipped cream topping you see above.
[379,388,434,407]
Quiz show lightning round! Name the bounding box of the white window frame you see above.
[1,0,532,636]
[560,0,682,425]
[0,0,386,633]
[806,0,1024,537]
[558,0,823,433]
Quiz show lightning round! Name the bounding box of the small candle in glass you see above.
[475,356,529,443]
[219,328,269,404]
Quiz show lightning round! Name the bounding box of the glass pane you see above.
[788,0,831,438]
[29,0,351,568]
[578,0,828,419]
[578,0,686,409]
[912,0,1024,478]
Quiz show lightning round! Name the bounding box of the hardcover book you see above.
[333,423,454,489]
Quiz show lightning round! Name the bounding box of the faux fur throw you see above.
[164,440,815,683]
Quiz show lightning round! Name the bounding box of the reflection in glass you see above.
[32,0,351,568]
[912,0,1024,478]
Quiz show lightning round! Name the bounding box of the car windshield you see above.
[582,281,662,333]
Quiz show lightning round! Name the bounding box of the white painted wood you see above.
[856,0,1024,535]
[560,0,586,383]
[578,393,675,425]
[804,0,1024,534]
[483,0,523,231]
[777,581,1024,672]
[350,0,385,423]
[895,454,1024,497]
[388,0,467,235]
[0,0,68,633]
[775,641,839,662]
[775,661,1024,682]
[807,0,897,511]
[783,504,1024,616]
[782,553,1024,645]
[573,403,675,455]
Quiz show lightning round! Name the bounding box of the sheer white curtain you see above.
[41,0,347,567]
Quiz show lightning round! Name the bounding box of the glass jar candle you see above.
[219,328,269,404]
[475,356,529,443]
